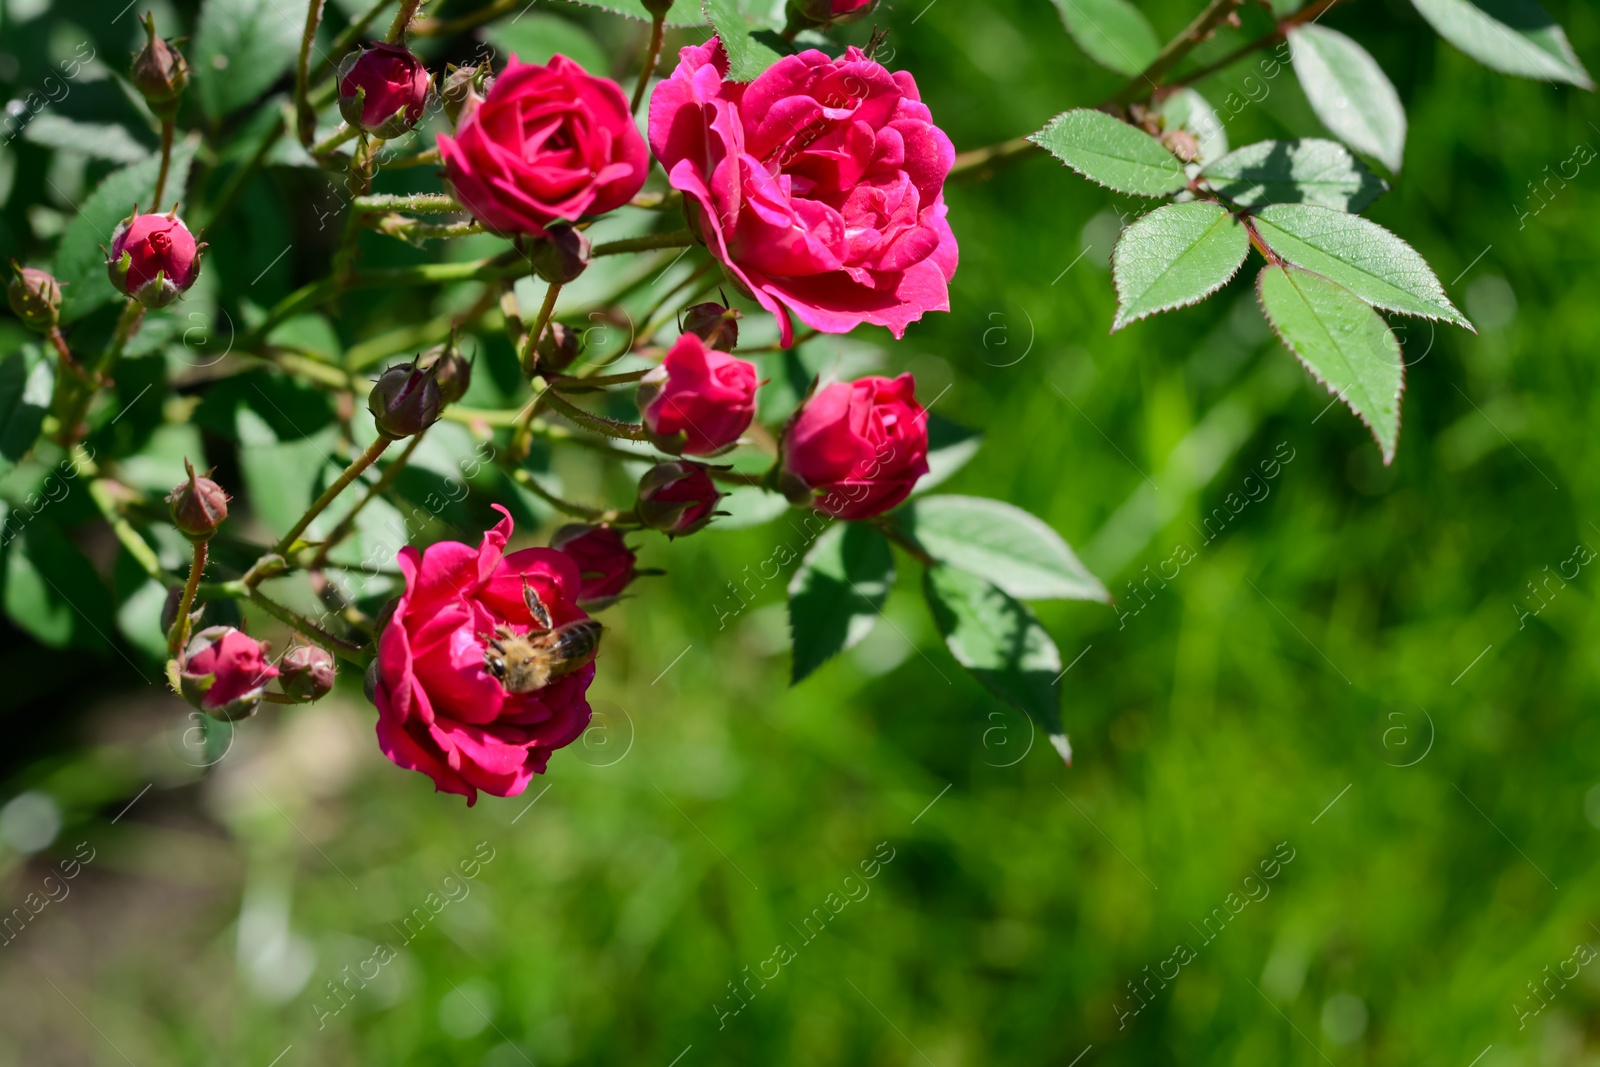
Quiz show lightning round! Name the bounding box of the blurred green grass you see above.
[2,0,1600,1063]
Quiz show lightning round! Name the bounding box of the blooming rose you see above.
[337,42,431,137]
[551,524,636,602]
[781,373,928,519]
[637,461,722,537]
[180,626,278,721]
[439,54,649,237]
[649,40,957,347]
[373,505,593,805]
[637,333,758,455]
[106,211,201,309]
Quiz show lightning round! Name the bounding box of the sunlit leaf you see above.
[1030,109,1188,198]
[1111,201,1249,329]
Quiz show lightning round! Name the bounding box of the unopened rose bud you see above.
[419,339,472,405]
[551,523,637,603]
[6,261,61,333]
[131,11,188,120]
[537,321,582,372]
[1162,129,1201,164]
[529,224,590,285]
[279,643,337,703]
[636,461,721,537]
[337,42,431,139]
[441,63,493,127]
[106,208,203,309]
[681,301,740,352]
[789,0,878,24]
[641,0,676,16]
[180,626,278,721]
[637,332,757,456]
[166,457,229,542]
[369,361,442,439]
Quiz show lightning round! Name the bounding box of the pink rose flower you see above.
[373,505,594,805]
[551,524,636,602]
[439,54,649,237]
[106,211,201,309]
[636,461,722,537]
[337,42,431,138]
[781,373,929,519]
[649,40,957,347]
[180,626,278,721]
[637,333,759,455]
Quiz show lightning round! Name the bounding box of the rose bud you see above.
[337,42,432,139]
[636,461,721,537]
[131,11,189,119]
[167,458,230,542]
[439,55,648,237]
[180,626,278,721]
[529,224,590,285]
[441,63,493,128]
[791,0,878,21]
[551,523,636,603]
[6,261,62,333]
[106,209,202,309]
[642,0,676,16]
[537,321,583,372]
[279,643,337,703]
[420,339,472,405]
[369,361,442,439]
[681,301,740,352]
[637,333,757,456]
[780,373,929,520]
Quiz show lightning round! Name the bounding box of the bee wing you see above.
[521,578,552,632]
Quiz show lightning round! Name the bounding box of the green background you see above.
[0,0,1598,1063]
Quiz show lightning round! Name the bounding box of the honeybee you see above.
[483,580,602,694]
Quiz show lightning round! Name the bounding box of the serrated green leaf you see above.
[22,115,151,164]
[1051,0,1159,76]
[787,523,894,683]
[554,0,709,25]
[923,564,1071,764]
[1030,109,1188,198]
[1410,0,1593,88]
[1156,88,1228,163]
[51,140,199,323]
[901,496,1109,603]
[703,0,787,81]
[1200,139,1387,212]
[4,520,113,650]
[0,345,52,477]
[1111,201,1249,330]
[193,0,304,118]
[1288,26,1407,173]
[1252,204,1473,328]
[1257,264,1403,462]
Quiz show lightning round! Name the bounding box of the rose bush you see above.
[781,373,929,519]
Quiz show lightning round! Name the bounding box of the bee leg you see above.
[521,578,552,633]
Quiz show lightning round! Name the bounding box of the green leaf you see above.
[900,496,1109,603]
[787,523,894,684]
[1111,201,1249,330]
[51,140,199,323]
[1200,139,1387,212]
[1156,88,1228,164]
[554,0,708,25]
[1287,26,1407,173]
[1051,0,1160,76]
[4,520,113,650]
[1409,0,1593,88]
[1256,264,1404,463]
[0,345,53,478]
[22,115,151,164]
[193,0,305,118]
[1252,204,1473,328]
[923,565,1072,765]
[916,413,982,495]
[1029,109,1188,198]
[702,0,787,81]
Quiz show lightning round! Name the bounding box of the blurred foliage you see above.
[0,0,1599,1064]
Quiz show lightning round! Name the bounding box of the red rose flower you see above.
[180,626,279,721]
[648,40,957,347]
[551,524,636,602]
[439,54,649,237]
[781,373,929,519]
[337,43,431,138]
[638,333,759,455]
[106,211,201,309]
[373,506,594,805]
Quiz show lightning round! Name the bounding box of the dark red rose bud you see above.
[337,42,431,139]
[180,626,277,721]
[680,301,740,352]
[790,0,878,24]
[529,224,590,285]
[420,339,472,405]
[131,11,189,119]
[551,523,636,602]
[166,457,230,542]
[106,208,202,309]
[537,321,583,372]
[636,461,721,537]
[641,0,676,16]
[6,261,61,333]
[441,63,493,127]
[369,361,442,439]
[279,643,337,703]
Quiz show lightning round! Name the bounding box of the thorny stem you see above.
[412,0,518,36]
[508,467,634,524]
[1171,0,1342,88]
[387,0,425,42]
[246,589,367,662]
[521,282,562,377]
[354,192,462,214]
[558,368,650,389]
[1103,0,1246,106]
[170,541,207,656]
[372,214,487,241]
[153,119,175,207]
[88,478,177,589]
[309,432,426,568]
[312,123,359,157]
[631,12,667,114]
[295,0,327,147]
[542,389,650,442]
[591,229,698,257]
[272,435,392,558]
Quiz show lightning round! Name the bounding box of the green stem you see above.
[1103,0,1245,106]
[631,12,667,114]
[508,467,633,524]
[521,282,561,377]
[295,0,327,147]
[591,229,697,257]
[354,192,463,214]
[309,432,425,568]
[169,541,207,656]
[630,189,684,211]
[372,214,488,241]
[387,0,426,41]
[1169,0,1341,89]
[273,436,391,558]
[312,123,358,157]
[542,389,649,442]
[153,119,175,207]
[949,136,1041,179]
[88,478,178,589]
[376,146,440,169]
[411,0,519,36]
[707,469,767,487]
[559,368,650,389]
[246,590,367,662]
